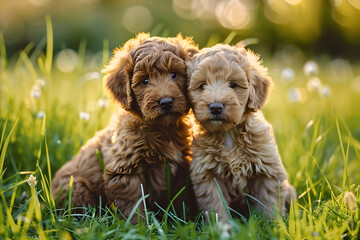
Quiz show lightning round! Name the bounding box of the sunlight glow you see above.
[215,0,251,30]
[122,6,153,33]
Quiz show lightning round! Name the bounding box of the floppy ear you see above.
[102,33,150,110]
[246,50,273,111]
[103,51,133,110]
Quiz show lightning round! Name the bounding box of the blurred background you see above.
[1,0,360,60]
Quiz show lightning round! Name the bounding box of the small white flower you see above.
[217,221,232,239]
[31,88,41,99]
[27,174,37,188]
[98,98,109,108]
[307,77,322,92]
[321,85,331,97]
[304,60,318,76]
[281,67,295,82]
[35,79,46,88]
[36,111,45,119]
[289,87,302,102]
[79,111,90,120]
[85,71,101,80]
[57,140,62,144]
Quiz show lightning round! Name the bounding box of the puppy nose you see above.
[159,98,173,111]
[209,102,224,115]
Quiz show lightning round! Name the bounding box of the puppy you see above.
[187,44,296,220]
[52,33,198,223]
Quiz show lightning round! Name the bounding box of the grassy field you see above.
[1,19,360,239]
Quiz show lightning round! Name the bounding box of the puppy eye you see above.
[141,78,150,86]
[170,72,177,80]
[229,82,238,89]
[199,83,207,90]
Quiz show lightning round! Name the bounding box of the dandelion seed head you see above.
[27,174,37,188]
[304,60,318,76]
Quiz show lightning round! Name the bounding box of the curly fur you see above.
[187,44,296,220]
[52,33,199,223]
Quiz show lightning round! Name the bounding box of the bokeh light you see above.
[122,6,153,33]
[55,49,79,73]
[215,0,252,30]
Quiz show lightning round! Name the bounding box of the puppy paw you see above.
[280,179,297,213]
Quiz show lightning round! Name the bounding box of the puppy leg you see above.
[104,173,145,224]
[52,138,106,209]
[193,178,230,221]
[247,175,296,215]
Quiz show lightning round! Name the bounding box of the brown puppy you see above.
[187,44,296,220]
[52,33,198,223]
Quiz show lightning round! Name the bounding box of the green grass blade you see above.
[125,193,149,226]
[223,31,237,45]
[96,149,105,172]
[334,108,348,189]
[20,51,38,80]
[0,118,19,180]
[214,178,232,220]
[0,119,8,150]
[45,15,53,77]
[77,39,87,71]
[67,175,74,218]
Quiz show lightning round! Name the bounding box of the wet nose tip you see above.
[159,97,174,111]
[209,102,224,115]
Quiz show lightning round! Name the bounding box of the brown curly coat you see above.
[52,33,198,223]
[187,44,296,220]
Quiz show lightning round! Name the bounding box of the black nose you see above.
[209,102,224,115]
[159,98,173,111]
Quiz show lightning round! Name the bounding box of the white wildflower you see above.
[307,77,322,92]
[27,174,37,188]
[98,98,109,108]
[79,111,90,120]
[36,111,45,119]
[85,71,101,80]
[57,140,62,144]
[31,87,41,99]
[35,79,46,88]
[281,67,295,82]
[217,221,232,239]
[289,87,302,102]
[303,60,318,76]
[321,85,331,97]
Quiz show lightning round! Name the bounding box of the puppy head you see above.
[187,44,273,132]
[103,33,198,125]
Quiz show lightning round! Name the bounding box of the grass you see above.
[1,17,360,239]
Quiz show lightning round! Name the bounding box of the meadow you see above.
[1,18,360,239]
